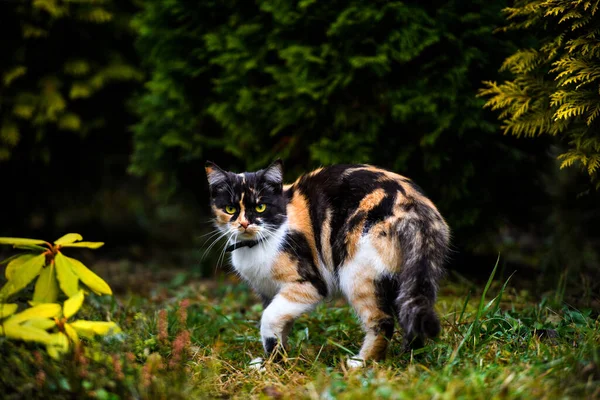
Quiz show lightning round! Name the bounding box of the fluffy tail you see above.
[395,201,449,350]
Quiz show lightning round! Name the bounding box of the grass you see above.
[0,261,599,399]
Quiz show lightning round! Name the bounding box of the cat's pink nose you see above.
[240,221,249,229]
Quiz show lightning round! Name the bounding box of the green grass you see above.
[1,264,599,399]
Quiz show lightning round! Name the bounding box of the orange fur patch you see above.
[287,192,318,264]
[280,283,321,304]
[212,205,232,225]
[346,188,386,259]
[358,188,386,211]
[320,208,334,268]
[368,220,402,272]
[271,253,302,283]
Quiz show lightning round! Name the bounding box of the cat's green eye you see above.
[255,203,266,213]
[225,205,237,214]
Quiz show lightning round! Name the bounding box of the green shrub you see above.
[0,0,142,162]
[131,0,552,249]
[480,0,600,187]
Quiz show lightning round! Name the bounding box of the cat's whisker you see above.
[200,229,229,246]
[198,231,225,249]
[216,230,236,272]
[257,231,268,252]
[213,231,230,274]
[203,230,228,251]
[201,229,231,260]
[198,228,223,239]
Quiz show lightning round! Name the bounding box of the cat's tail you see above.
[394,201,449,350]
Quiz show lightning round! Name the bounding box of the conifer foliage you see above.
[480,0,600,186]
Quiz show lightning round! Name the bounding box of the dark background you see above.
[0,0,598,302]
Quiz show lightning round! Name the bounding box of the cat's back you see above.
[287,164,434,217]
[284,164,446,270]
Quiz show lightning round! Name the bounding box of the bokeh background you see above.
[1,0,598,300]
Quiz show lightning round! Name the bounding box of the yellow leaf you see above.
[1,121,19,146]
[58,113,81,131]
[23,317,56,330]
[5,253,37,280]
[65,255,111,295]
[13,104,34,119]
[0,303,18,318]
[46,332,70,359]
[70,320,121,337]
[60,242,104,249]
[64,60,90,76]
[2,323,52,344]
[5,303,61,324]
[0,282,15,302]
[6,254,45,296]
[3,66,27,87]
[54,233,83,245]
[33,264,59,303]
[0,237,47,246]
[46,345,60,360]
[63,290,84,319]
[64,323,79,344]
[54,253,79,296]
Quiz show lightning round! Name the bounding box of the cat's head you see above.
[205,160,287,241]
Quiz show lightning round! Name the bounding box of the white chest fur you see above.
[229,222,288,299]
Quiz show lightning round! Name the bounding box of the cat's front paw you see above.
[346,357,365,369]
[248,357,266,372]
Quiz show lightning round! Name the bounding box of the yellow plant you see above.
[46,290,121,359]
[479,0,600,186]
[0,233,111,302]
[0,233,119,358]
[0,303,60,346]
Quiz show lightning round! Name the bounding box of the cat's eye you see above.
[225,205,237,214]
[255,204,266,213]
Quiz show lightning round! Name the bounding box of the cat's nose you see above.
[239,221,249,229]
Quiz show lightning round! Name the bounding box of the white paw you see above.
[249,357,266,372]
[346,357,365,369]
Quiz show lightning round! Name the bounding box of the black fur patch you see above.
[377,317,395,340]
[264,337,278,354]
[375,275,400,317]
[281,231,328,298]
[260,294,273,309]
[294,165,355,263]
[364,192,396,231]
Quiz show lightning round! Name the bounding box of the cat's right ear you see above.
[205,161,228,187]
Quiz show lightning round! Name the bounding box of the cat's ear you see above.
[205,161,228,187]
[261,159,283,186]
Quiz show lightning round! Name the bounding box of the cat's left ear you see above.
[205,161,228,187]
[261,159,284,187]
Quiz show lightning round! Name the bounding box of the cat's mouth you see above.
[236,226,260,239]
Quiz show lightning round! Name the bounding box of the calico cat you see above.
[205,160,450,368]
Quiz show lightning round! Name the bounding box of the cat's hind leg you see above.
[260,282,323,359]
[339,255,397,368]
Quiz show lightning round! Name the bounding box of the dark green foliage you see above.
[480,0,600,187]
[0,0,152,245]
[131,0,549,245]
[0,0,142,162]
